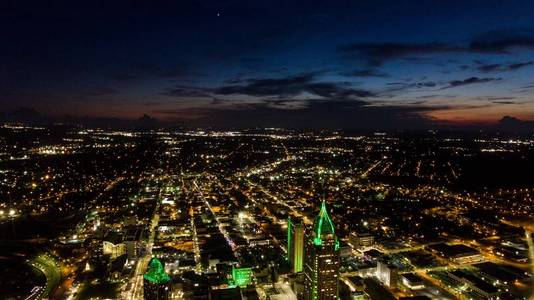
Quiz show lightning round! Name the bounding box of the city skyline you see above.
[0,126,532,299]
[3,1,534,129]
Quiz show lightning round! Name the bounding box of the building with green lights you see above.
[304,201,340,300]
[288,216,304,273]
[231,266,253,287]
[143,257,172,300]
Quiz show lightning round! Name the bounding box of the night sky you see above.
[3,1,534,128]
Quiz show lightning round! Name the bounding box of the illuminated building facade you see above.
[143,258,172,300]
[288,217,304,273]
[304,201,340,300]
[230,266,253,287]
[348,232,374,249]
[102,241,126,260]
[377,260,398,289]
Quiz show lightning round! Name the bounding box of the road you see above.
[124,185,162,300]
[27,253,61,300]
[192,179,237,251]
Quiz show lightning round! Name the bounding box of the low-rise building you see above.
[349,232,374,249]
[400,273,424,290]
[427,243,485,264]
[448,270,500,300]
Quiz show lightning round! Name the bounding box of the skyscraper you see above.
[304,201,340,300]
[144,257,172,300]
[377,260,398,289]
[288,216,304,273]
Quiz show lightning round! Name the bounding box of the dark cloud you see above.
[476,61,533,72]
[306,82,374,98]
[404,100,427,105]
[341,69,388,77]
[509,61,534,70]
[496,116,534,132]
[381,81,438,94]
[160,73,375,100]
[338,30,534,67]
[215,74,313,96]
[153,99,441,129]
[514,83,534,93]
[477,63,502,72]
[407,82,437,88]
[214,74,375,98]
[260,99,310,110]
[210,97,228,105]
[485,96,516,101]
[469,29,534,53]
[441,77,501,90]
[416,94,457,99]
[493,101,519,105]
[338,42,461,66]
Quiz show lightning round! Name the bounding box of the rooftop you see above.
[143,257,171,284]
[313,201,335,237]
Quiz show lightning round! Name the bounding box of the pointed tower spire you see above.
[313,201,336,246]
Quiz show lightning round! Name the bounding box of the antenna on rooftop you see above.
[320,173,327,206]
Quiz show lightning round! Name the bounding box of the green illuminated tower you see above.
[143,258,172,300]
[304,201,340,300]
[288,217,304,273]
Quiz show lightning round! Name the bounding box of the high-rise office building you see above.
[304,201,340,300]
[377,260,398,289]
[144,257,172,300]
[288,216,304,273]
